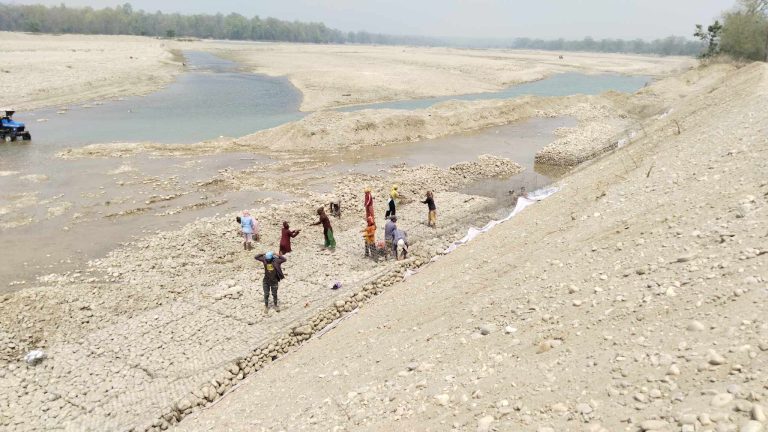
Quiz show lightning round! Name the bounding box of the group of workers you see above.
[241,185,437,313]
[361,185,438,260]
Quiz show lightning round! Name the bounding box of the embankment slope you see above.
[177,63,768,431]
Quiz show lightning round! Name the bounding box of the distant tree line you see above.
[696,0,768,61]
[0,3,349,42]
[495,37,702,56]
[0,2,705,56]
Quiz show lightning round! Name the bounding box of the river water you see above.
[0,51,649,291]
[3,52,303,164]
[340,73,650,111]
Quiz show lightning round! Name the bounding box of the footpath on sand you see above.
[176,63,768,431]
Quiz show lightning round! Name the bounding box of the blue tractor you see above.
[1,110,32,142]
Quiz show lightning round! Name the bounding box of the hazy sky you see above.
[6,0,736,40]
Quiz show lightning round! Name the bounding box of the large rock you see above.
[293,325,313,336]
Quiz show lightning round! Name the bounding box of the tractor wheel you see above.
[22,133,31,141]
[3,135,11,143]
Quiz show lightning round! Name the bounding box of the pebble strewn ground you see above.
[175,63,768,431]
[0,156,523,431]
[1,56,764,432]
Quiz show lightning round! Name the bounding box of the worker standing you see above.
[422,191,437,228]
[255,252,287,314]
[312,207,336,249]
[385,185,399,220]
[384,216,397,259]
[279,221,300,255]
[240,210,258,251]
[364,187,375,221]
[362,216,376,258]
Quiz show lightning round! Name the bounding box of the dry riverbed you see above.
[0,32,182,111]
[193,41,695,111]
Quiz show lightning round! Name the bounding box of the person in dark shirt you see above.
[255,251,287,314]
[279,221,300,255]
[422,191,437,228]
[311,207,336,249]
[385,185,399,219]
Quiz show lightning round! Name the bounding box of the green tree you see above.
[698,0,768,61]
[694,20,723,57]
[224,13,249,39]
[736,0,768,61]
[720,10,768,60]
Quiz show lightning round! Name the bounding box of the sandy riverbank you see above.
[55,93,612,158]
[0,34,694,114]
[192,41,696,111]
[0,32,182,111]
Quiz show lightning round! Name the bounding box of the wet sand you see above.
[0,152,274,290]
[0,119,566,292]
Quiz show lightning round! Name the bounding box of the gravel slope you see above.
[175,63,768,432]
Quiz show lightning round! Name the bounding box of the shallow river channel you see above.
[0,51,649,291]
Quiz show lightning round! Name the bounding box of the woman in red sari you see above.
[364,187,375,221]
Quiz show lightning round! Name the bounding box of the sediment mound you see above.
[60,94,628,164]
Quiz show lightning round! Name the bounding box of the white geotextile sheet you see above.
[443,186,559,254]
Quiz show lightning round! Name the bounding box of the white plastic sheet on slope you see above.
[658,108,674,120]
[442,186,559,255]
[617,131,638,148]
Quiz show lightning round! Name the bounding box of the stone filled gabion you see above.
[143,261,417,432]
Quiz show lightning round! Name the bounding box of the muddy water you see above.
[326,117,575,215]
[330,117,573,171]
[0,117,569,291]
[0,153,285,290]
[0,52,305,290]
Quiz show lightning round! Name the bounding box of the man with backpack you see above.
[255,251,287,314]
